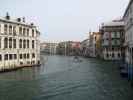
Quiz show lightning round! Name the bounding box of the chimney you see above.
[31,23,34,26]
[17,18,21,22]
[22,17,25,22]
[6,12,10,20]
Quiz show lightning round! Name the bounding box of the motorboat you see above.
[73,56,82,62]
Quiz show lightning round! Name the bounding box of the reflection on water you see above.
[0,55,132,100]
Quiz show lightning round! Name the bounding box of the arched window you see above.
[23,40,26,48]
[24,54,26,59]
[27,29,29,36]
[27,53,29,59]
[32,40,34,49]
[0,54,2,61]
[13,26,16,36]
[9,25,12,35]
[9,38,12,48]
[32,29,34,37]
[4,38,8,48]
[20,54,22,59]
[27,40,29,48]
[19,27,22,35]
[13,39,16,48]
[19,39,22,48]
[23,28,26,36]
[4,24,8,34]
[0,38,1,48]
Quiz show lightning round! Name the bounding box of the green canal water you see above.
[0,55,132,100]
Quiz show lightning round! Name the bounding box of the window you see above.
[24,54,26,59]
[118,53,121,58]
[4,38,8,48]
[0,55,2,61]
[32,40,34,49]
[106,53,109,58]
[9,38,12,48]
[9,25,12,35]
[4,54,8,60]
[27,40,29,48]
[20,54,22,59]
[0,25,1,33]
[27,53,29,59]
[32,29,34,37]
[13,26,16,36]
[19,39,22,48]
[23,28,26,36]
[0,38,1,48]
[23,40,26,49]
[13,39,16,48]
[14,54,17,59]
[9,54,13,60]
[19,27,22,35]
[27,29,29,36]
[32,53,35,58]
[112,48,114,51]
[4,24,8,34]
[112,53,114,58]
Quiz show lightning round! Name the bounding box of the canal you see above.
[0,55,132,100]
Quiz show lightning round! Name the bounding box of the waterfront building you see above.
[40,42,58,55]
[100,19,125,60]
[80,39,90,57]
[56,41,81,56]
[123,0,133,78]
[88,32,96,57]
[0,13,40,71]
[88,32,101,58]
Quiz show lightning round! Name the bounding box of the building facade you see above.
[80,39,90,57]
[40,42,58,55]
[56,41,81,56]
[123,0,133,78]
[100,20,125,60]
[0,14,40,71]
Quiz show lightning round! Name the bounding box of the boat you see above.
[73,56,82,62]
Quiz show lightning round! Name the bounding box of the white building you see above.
[0,14,40,71]
[80,39,90,57]
[100,20,125,60]
[123,0,133,68]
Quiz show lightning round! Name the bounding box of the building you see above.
[88,32,96,57]
[88,32,101,57]
[40,42,58,55]
[123,0,133,79]
[56,41,81,56]
[100,19,125,60]
[0,13,40,71]
[80,39,90,57]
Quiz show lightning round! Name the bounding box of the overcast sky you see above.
[0,0,129,42]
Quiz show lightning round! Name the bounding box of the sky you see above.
[0,0,130,42]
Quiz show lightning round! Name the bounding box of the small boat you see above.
[73,56,82,62]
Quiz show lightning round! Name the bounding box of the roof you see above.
[103,20,124,27]
[123,0,133,18]
[0,16,36,28]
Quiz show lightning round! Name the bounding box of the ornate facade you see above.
[100,20,125,60]
[0,14,40,71]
